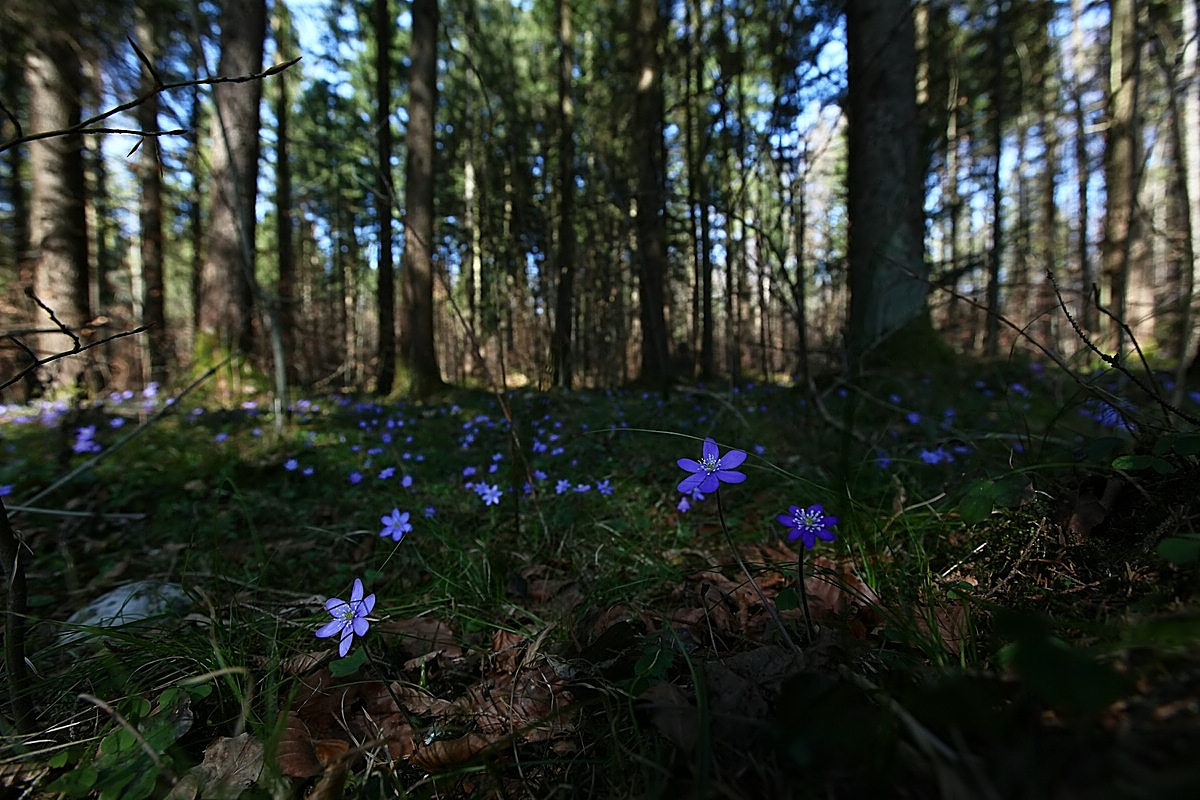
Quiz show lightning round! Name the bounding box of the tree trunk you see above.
[273,2,297,385]
[398,0,443,396]
[1101,0,1144,352]
[633,0,672,393]
[845,0,929,368]
[136,9,168,386]
[26,31,90,390]
[551,0,576,389]
[374,0,396,395]
[196,0,266,365]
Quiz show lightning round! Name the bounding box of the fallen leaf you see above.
[637,683,698,753]
[409,732,498,773]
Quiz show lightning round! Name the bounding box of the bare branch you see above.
[0,56,301,153]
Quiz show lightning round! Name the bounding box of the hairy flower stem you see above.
[797,550,815,643]
[715,492,802,656]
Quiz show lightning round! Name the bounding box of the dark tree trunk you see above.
[374,0,396,395]
[136,10,168,385]
[398,0,443,396]
[633,0,672,392]
[551,0,576,389]
[845,0,929,367]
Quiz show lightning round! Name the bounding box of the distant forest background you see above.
[2,0,1199,398]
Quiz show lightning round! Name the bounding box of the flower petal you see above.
[325,598,349,616]
[315,619,346,639]
[717,449,747,469]
[361,593,376,615]
[352,616,370,637]
[715,470,745,484]
[696,474,721,494]
[701,438,719,461]
[678,472,705,495]
[677,458,702,473]
[350,578,364,603]
[776,513,794,526]
[338,629,353,658]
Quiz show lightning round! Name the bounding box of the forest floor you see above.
[2,357,1200,799]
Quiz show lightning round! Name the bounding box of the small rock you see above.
[60,580,192,646]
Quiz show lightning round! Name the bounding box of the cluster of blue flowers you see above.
[675,437,838,549]
[315,433,838,660]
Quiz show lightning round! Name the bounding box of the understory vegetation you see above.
[2,356,1200,798]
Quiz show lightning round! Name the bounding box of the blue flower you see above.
[596,479,613,495]
[0,484,13,497]
[777,504,838,549]
[315,578,376,658]
[478,484,503,506]
[380,509,412,542]
[555,479,571,495]
[284,458,299,471]
[676,438,747,495]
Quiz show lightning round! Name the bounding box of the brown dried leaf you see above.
[409,732,498,773]
[184,734,263,799]
[637,683,698,753]
[378,615,464,670]
[276,712,321,778]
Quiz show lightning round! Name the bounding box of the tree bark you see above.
[551,0,577,390]
[398,0,443,396]
[845,0,929,368]
[26,30,90,390]
[633,0,672,392]
[136,8,168,386]
[374,0,396,395]
[273,2,297,385]
[196,0,266,364]
[1101,0,1144,352]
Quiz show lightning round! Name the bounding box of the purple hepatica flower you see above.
[555,479,571,495]
[73,426,102,454]
[596,479,613,495]
[777,504,838,549]
[315,578,376,658]
[0,484,13,497]
[349,471,364,484]
[676,438,747,495]
[284,458,299,472]
[423,505,436,518]
[380,508,412,542]
[478,483,503,506]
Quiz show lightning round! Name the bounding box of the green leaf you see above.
[48,749,71,768]
[1111,454,1176,474]
[958,479,996,524]
[47,764,98,797]
[1157,536,1200,566]
[995,610,1130,714]
[329,646,368,677]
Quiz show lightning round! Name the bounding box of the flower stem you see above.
[715,491,802,656]
[797,547,815,643]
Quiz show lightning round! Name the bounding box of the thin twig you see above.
[1,57,300,153]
